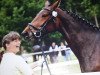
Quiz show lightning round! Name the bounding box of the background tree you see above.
[0,0,44,47]
[81,0,100,27]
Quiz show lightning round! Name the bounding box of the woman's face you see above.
[52,42,56,47]
[6,39,21,54]
[61,42,64,46]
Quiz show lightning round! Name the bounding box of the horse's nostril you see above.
[21,32,30,39]
[21,32,28,37]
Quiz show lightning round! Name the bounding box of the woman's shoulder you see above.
[16,55,25,61]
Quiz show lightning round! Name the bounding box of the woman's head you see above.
[2,31,21,53]
[60,42,64,46]
[52,42,56,46]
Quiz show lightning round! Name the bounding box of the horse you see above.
[22,0,100,72]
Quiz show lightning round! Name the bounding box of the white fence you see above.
[21,48,73,63]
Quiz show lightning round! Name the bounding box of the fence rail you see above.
[22,47,71,58]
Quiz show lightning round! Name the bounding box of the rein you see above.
[27,8,59,75]
[36,35,52,75]
[28,8,55,75]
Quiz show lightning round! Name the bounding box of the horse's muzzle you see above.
[21,31,29,38]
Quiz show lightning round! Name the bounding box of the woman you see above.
[59,42,71,61]
[49,42,59,63]
[0,31,35,75]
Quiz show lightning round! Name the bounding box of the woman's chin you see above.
[15,49,20,53]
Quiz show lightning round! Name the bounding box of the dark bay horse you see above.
[22,0,100,72]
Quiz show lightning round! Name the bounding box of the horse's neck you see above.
[57,10,100,72]
[59,11,100,57]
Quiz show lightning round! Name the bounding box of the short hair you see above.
[2,31,21,50]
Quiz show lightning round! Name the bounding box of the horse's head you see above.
[22,0,64,38]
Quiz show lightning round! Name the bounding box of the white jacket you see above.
[0,53,33,75]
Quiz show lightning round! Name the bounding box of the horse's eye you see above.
[42,13,49,17]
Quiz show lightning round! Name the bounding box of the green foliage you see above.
[43,31,63,45]
[0,0,45,35]
[0,0,44,47]
[81,0,99,16]
[48,31,62,39]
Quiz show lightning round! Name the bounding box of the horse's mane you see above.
[62,9,100,32]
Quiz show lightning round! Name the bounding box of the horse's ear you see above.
[45,0,51,7]
[51,0,61,10]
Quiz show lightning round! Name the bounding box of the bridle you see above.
[28,8,58,38]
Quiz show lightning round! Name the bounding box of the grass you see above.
[33,60,81,75]
[32,52,81,75]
